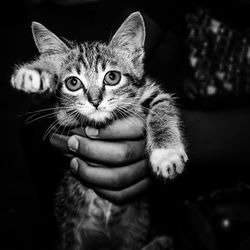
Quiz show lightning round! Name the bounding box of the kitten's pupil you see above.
[71,78,77,85]
[109,72,115,80]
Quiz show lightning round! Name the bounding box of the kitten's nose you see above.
[87,87,102,109]
[89,98,101,108]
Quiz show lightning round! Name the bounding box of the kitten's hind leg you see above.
[141,236,174,250]
[11,67,53,93]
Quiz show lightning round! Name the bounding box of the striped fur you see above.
[11,12,187,250]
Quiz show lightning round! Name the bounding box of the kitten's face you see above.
[56,42,143,127]
[32,12,145,127]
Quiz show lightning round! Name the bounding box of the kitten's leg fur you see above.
[11,60,58,93]
[147,93,188,179]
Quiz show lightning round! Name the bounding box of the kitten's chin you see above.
[87,111,111,122]
[84,111,114,128]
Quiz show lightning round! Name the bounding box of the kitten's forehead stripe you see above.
[79,43,84,53]
[100,58,107,71]
[77,54,88,70]
[95,43,107,71]
[78,42,109,73]
[94,54,102,73]
[65,52,77,63]
[75,63,81,75]
[84,42,96,69]
[97,55,108,72]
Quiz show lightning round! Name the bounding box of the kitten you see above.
[11,12,187,250]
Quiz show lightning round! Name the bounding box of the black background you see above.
[1,0,250,249]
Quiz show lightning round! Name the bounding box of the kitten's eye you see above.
[104,71,121,85]
[65,77,83,91]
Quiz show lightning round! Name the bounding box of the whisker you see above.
[25,111,59,124]
[48,122,64,141]
[59,110,79,137]
[43,119,62,141]
[22,107,60,115]
[66,112,83,137]
[49,113,78,140]
[18,106,69,118]
[56,90,76,103]
[42,111,78,141]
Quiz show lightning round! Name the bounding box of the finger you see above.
[49,133,70,154]
[68,126,87,137]
[68,135,146,165]
[70,158,149,190]
[94,177,153,205]
[71,116,146,140]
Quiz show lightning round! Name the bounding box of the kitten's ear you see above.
[110,11,145,54]
[31,22,69,54]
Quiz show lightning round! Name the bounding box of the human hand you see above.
[49,116,153,204]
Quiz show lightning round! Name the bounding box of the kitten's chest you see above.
[82,189,127,229]
[85,189,112,224]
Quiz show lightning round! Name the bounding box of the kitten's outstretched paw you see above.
[150,147,188,179]
[11,68,51,93]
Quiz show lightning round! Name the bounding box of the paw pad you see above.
[150,147,188,179]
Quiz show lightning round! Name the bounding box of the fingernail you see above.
[85,127,99,138]
[70,158,79,173]
[68,136,79,152]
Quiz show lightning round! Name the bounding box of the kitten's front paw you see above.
[150,147,188,179]
[11,68,51,93]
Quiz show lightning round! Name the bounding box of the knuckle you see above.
[113,172,126,189]
[113,144,129,164]
[79,140,90,156]
[78,161,88,177]
[122,144,133,162]
[112,180,121,190]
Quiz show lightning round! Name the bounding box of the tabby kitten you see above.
[11,12,187,250]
